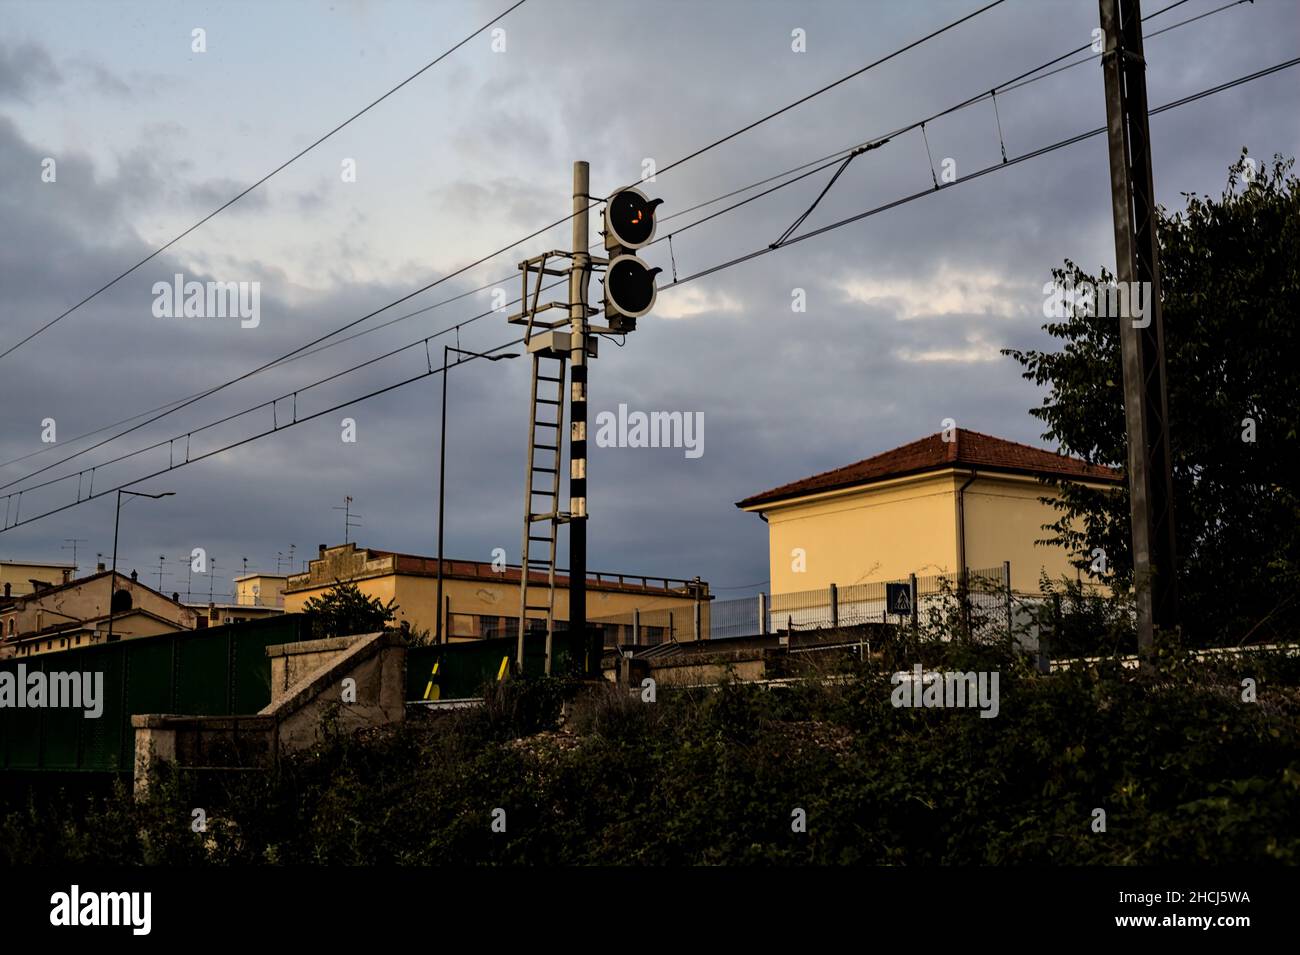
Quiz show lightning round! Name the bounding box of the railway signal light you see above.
[603,187,663,331]
[605,187,662,250]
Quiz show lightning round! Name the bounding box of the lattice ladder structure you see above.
[507,250,578,673]
[517,351,569,670]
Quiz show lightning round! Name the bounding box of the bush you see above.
[4,643,1298,865]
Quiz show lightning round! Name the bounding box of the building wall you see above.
[761,473,961,594]
[285,572,700,642]
[9,610,185,657]
[235,575,287,607]
[187,604,285,629]
[1,574,197,639]
[0,562,74,598]
[758,469,1111,596]
[961,474,1109,594]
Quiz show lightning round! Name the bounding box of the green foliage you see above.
[301,580,397,640]
[5,644,1299,865]
[395,620,434,647]
[1036,571,1138,658]
[1003,152,1300,644]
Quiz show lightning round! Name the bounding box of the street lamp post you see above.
[436,346,518,644]
[107,489,174,643]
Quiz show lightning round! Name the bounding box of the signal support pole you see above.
[1099,0,1178,664]
[569,161,593,675]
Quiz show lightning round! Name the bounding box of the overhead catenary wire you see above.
[0,0,530,364]
[4,0,1246,480]
[1,55,1292,536]
[655,0,1249,230]
[0,0,1017,489]
[769,138,891,249]
[0,5,1271,497]
[664,56,1300,287]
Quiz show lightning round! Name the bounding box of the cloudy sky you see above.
[0,0,1296,602]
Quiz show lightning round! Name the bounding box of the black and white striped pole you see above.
[569,161,592,675]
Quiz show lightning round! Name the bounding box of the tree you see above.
[1004,153,1299,644]
[301,580,397,639]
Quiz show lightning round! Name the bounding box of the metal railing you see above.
[589,565,1015,646]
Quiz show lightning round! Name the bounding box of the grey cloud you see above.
[0,40,60,101]
[0,0,1295,594]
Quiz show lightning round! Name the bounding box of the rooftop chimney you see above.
[129,570,138,583]
[172,592,179,602]
[97,562,106,573]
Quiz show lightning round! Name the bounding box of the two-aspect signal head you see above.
[605,187,663,251]
[603,186,663,331]
[605,255,662,321]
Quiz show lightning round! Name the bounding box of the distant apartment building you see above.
[282,543,707,643]
[181,600,284,629]
[737,429,1122,597]
[0,568,199,658]
[0,559,75,600]
[234,572,288,608]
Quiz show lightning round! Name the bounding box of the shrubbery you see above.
[4,640,1298,865]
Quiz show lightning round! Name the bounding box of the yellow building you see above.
[737,429,1122,597]
[282,543,707,643]
[182,601,284,629]
[0,560,74,600]
[234,573,288,608]
[0,569,198,657]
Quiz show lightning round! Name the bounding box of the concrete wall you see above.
[132,714,275,797]
[264,633,405,752]
[132,631,406,795]
[267,635,361,703]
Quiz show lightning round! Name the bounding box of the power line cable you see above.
[0,2,1268,493]
[0,0,1014,489]
[1,55,1290,536]
[0,0,530,363]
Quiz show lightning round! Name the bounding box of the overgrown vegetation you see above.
[301,580,397,640]
[5,640,1298,865]
[1004,153,1300,646]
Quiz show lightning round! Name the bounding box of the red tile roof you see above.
[737,429,1122,509]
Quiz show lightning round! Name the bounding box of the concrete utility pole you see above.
[569,160,593,675]
[1099,0,1179,662]
[509,161,659,677]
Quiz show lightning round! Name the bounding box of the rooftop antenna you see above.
[155,555,172,591]
[178,556,193,601]
[62,538,87,575]
[333,496,362,544]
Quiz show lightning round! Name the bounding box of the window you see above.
[111,589,133,613]
[448,613,480,639]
